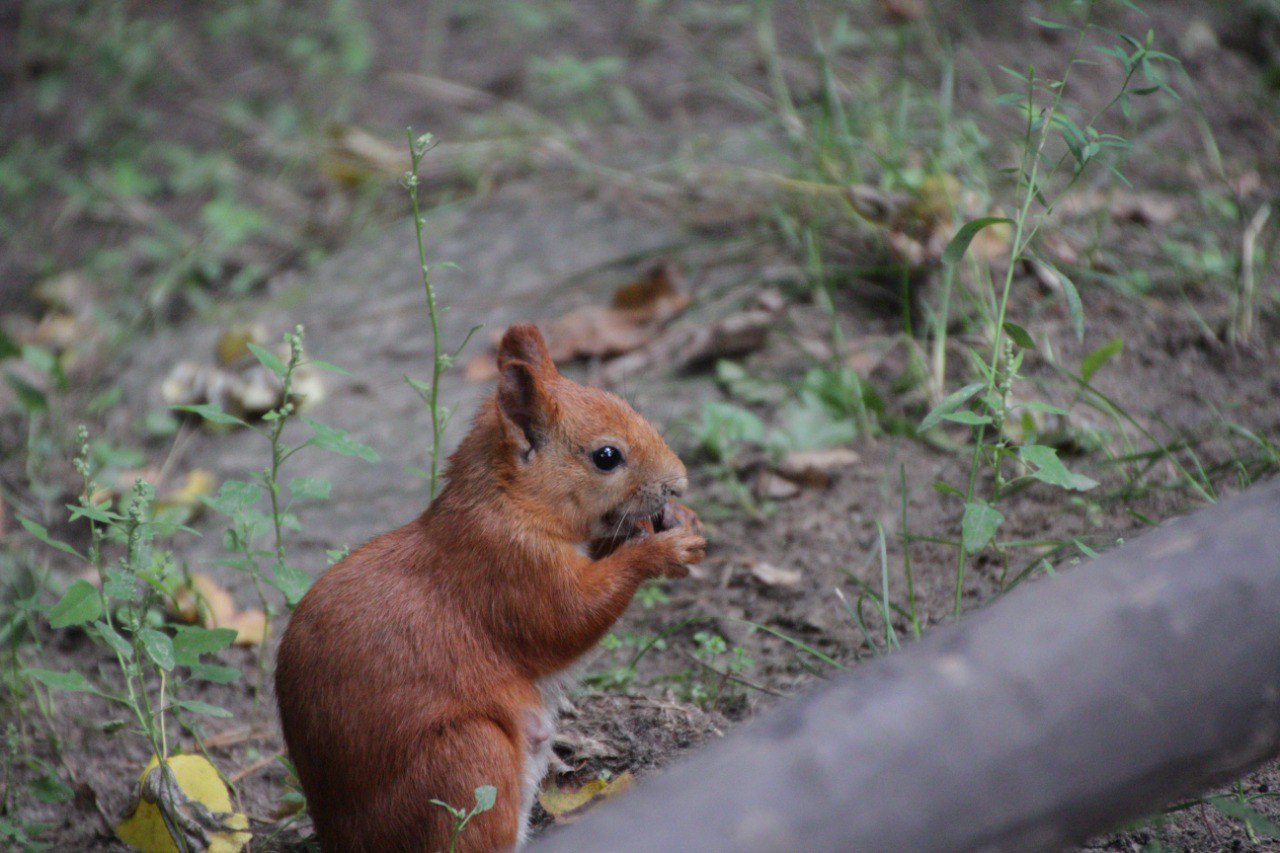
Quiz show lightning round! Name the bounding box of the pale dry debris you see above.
[754,470,801,501]
[749,561,804,589]
[774,447,862,488]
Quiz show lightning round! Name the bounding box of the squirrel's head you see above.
[492,322,687,541]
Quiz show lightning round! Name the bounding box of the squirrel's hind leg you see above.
[366,717,525,853]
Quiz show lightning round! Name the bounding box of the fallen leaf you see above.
[774,447,861,488]
[1057,190,1179,226]
[171,574,268,647]
[154,470,217,523]
[537,772,634,825]
[749,561,803,589]
[222,609,268,647]
[33,271,94,315]
[465,263,691,382]
[754,470,800,501]
[215,324,269,367]
[162,336,323,423]
[598,290,785,386]
[116,754,250,853]
[877,0,926,22]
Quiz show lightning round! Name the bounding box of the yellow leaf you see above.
[225,608,268,647]
[537,771,634,824]
[170,574,268,646]
[116,754,251,853]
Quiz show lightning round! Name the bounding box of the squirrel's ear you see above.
[497,323,556,377]
[497,359,553,456]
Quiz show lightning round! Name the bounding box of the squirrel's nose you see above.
[665,476,688,498]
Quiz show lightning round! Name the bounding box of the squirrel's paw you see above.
[658,501,704,537]
[653,526,705,578]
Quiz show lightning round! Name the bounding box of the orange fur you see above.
[276,323,704,851]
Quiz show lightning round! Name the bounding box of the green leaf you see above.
[203,480,262,516]
[6,371,48,413]
[288,477,332,502]
[1002,322,1035,350]
[138,628,175,671]
[302,417,380,463]
[246,342,288,379]
[933,481,964,499]
[271,563,313,607]
[189,662,241,684]
[918,382,986,433]
[91,620,134,660]
[49,580,102,629]
[962,501,1004,553]
[1029,16,1077,31]
[306,359,351,375]
[942,411,993,426]
[30,772,75,804]
[172,626,237,666]
[1019,445,1099,491]
[173,403,250,428]
[173,698,233,719]
[0,327,20,360]
[1017,401,1070,416]
[18,517,85,561]
[102,568,135,601]
[66,501,123,525]
[942,217,1014,265]
[473,785,498,813]
[28,668,96,693]
[1208,796,1280,838]
[1081,336,1123,383]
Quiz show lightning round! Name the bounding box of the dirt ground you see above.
[3,1,1280,850]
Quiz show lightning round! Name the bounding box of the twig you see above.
[229,750,285,785]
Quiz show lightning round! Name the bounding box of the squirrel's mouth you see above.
[590,501,669,558]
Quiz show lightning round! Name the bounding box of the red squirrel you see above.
[276,323,705,851]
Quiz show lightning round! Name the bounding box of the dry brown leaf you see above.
[537,772,634,825]
[774,448,862,489]
[1057,190,1179,226]
[465,263,691,382]
[599,290,785,387]
[877,0,926,23]
[544,263,690,361]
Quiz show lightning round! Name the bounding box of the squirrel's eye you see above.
[591,446,624,472]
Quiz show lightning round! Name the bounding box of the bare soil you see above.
[4,1,1280,851]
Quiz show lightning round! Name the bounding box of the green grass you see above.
[2,0,1279,847]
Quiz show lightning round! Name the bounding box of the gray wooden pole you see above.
[533,479,1280,852]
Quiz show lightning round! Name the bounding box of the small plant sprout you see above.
[430,785,498,853]
[176,326,377,709]
[17,426,245,842]
[922,3,1177,616]
[402,128,482,501]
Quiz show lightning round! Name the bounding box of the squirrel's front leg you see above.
[540,517,705,668]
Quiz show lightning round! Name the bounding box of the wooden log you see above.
[534,479,1280,852]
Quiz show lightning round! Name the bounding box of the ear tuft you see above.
[497,323,555,376]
